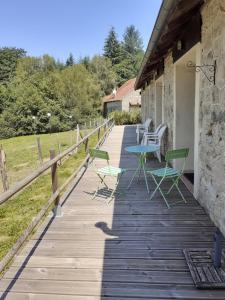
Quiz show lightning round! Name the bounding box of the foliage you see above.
[0,47,26,83]
[87,55,117,95]
[0,55,102,138]
[0,24,144,139]
[110,110,141,125]
[104,25,144,87]
[104,27,123,66]
[66,53,75,66]
[79,56,90,69]
[123,25,143,55]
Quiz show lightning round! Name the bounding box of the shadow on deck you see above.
[0,125,224,299]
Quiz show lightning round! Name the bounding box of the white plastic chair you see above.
[141,123,165,145]
[144,125,167,162]
[136,118,152,144]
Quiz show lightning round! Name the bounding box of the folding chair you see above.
[148,148,189,208]
[89,148,126,203]
[136,118,152,144]
[142,125,167,162]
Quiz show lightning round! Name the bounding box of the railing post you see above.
[37,137,43,165]
[0,148,9,191]
[76,124,80,153]
[56,134,62,165]
[85,138,89,154]
[50,149,62,217]
[98,127,101,141]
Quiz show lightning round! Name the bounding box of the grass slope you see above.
[0,129,102,261]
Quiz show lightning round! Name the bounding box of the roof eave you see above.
[134,0,178,90]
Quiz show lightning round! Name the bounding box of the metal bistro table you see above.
[125,144,160,193]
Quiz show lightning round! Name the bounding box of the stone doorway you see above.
[173,46,198,190]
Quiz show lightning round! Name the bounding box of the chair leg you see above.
[108,174,122,204]
[127,166,141,190]
[175,182,187,203]
[158,186,170,208]
[149,176,164,200]
[92,175,107,200]
[166,177,187,204]
[97,174,108,188]
[156,150,161,163]
[149,175,170,208]
[166,178,178,194]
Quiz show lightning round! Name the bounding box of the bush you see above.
[110,110,141,125]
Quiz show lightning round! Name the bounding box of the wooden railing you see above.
[0,118,114,272]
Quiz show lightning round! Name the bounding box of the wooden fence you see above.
[0,118,114,273]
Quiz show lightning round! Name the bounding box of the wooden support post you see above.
[0,148,9,191]
[37,137,43,165]
[98,127,101,141]
[76,124,80,153]
[56,134,62,165]
[85,138,89,154]
[50,149,62,217]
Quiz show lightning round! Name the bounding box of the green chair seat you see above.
[150,167,181,177]
[97,166,125,176]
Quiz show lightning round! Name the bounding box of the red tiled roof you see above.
[103,78,136,103]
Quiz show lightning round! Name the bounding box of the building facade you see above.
[135,0,225,234]
[103,78,141,115]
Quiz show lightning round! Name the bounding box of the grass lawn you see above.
[0,129,92,191]
[0,128,103,262]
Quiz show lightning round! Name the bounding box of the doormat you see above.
[183,249,225,289]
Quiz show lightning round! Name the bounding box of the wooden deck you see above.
[1,125,225,299]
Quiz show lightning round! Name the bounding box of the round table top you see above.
[125,144,160,154]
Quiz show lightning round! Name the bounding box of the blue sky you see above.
[0,0,162,62]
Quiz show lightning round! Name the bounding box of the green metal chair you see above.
[89,148,125,203]
[147,148,189,208]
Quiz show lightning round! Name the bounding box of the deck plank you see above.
[0,125,223,299]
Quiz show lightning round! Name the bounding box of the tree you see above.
[56,64,101,123]
[0,47,26,83]
[79,56,90,70]
[123,25,143,55]
[66,53,75,66]
[88,56,117,95]
[104,27,122,65]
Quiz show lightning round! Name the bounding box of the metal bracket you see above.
[186,60,216,85]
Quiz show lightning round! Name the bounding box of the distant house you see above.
[103,78,141,116]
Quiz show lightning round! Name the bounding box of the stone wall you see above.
[139,0,225,234]
[197,0,225,233]
[163,53,175,151]
[140,81,156,126]
[122,89,141,112]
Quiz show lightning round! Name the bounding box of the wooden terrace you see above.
[0,125,225,299]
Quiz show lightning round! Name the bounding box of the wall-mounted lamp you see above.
[186,60,216,85]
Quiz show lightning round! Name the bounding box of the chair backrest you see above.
[157,125,167,143]
[155,123,165,134]
[89,148,109,161]
[145,118,151,126]
[144,118,152,131]
[165,148,189,162]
